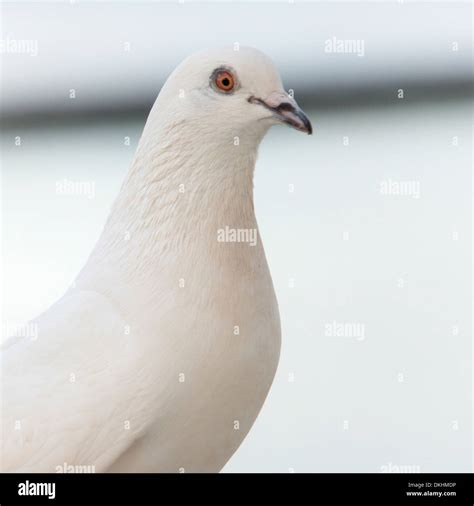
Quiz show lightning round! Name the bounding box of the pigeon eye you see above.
[214,70,235,93]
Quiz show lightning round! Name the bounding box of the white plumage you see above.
[1,46,311,472]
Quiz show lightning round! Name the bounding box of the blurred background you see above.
[1,1,472,472]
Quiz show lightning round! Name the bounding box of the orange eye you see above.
[215,70,235,92]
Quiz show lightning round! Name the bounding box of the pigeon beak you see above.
[249,91,313,135]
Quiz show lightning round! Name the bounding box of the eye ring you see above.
[212,69,236,93]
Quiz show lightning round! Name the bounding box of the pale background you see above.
[1,1,472,472]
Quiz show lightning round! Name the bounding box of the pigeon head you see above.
[152,46,312,143]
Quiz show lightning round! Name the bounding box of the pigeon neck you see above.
[93,123,263,264]
[76,122,267,313]
[126,130,258,228]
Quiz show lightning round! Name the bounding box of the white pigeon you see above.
[1,46,312,473]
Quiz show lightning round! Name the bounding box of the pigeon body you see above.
[1,47,311,472]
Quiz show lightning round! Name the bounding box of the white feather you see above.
[1,46,298,472]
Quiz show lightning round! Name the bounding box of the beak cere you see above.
[272,101,313,135]
[249,91,313,135]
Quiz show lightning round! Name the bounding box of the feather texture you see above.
[0,46,313,472]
